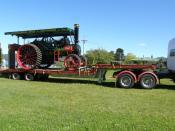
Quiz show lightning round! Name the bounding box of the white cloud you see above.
[138,43,146,47]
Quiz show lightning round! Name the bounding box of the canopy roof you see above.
[5,27,74,39]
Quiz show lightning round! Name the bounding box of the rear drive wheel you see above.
[139,74,157,89]
[118,74,135,88]
[17,44,42,70]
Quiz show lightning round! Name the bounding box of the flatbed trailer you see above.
[1,24,175,89]
[0,63,163,89]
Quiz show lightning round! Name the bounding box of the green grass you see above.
[0,76,175,131]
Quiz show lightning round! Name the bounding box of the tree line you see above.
[0,47,2,66]
[85,48,137,65]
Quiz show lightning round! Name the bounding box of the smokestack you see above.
[74,24,79,44]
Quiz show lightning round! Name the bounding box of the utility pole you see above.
[81,40,87,55]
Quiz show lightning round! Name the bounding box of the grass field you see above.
[0,74,175,131]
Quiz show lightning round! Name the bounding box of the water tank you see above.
[167,38,175,71]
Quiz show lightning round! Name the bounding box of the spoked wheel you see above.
[79,55,87,66]
[33,42,54,69]
[17,44,42,70]
[64,54,81,68]
[139,74,157,89]
[117,74,135,88]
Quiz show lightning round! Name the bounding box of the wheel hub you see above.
[142,77,154,88]
[121,76,132,87]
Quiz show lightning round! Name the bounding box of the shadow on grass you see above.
[39,78,175,90]
[40,78,116,88]
[155,84,175,90]
[1,76,175,90]
[46,78,97,84]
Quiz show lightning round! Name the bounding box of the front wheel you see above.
[64,54,81,68]
[117,74,135,88]
[139,74,157,89]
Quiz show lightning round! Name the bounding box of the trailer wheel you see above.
[139,74,157,89]
[118,74,135,88]
[25,73,34,81]
[12,73,21,80]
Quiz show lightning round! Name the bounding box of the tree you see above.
[0,46,2,67]
[115,48,125,61]
[125,53,137,63]
[85,49,115,65]
[109,51,115,57]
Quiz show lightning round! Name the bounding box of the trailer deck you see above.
[0,63,158,86]
[0,64,156,75]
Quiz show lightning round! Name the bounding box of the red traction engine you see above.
[5,24,87,70]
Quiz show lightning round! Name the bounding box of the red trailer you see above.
[0,24,174,89]
[0,63,159,89]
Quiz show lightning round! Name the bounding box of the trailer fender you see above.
[138,72,159,84]
[116,70,137,83]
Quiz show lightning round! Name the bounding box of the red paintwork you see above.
[116,70,137,83]
[95,64,156,70]
[138,71,159,84]
[17,45,38,70]
[0,68,97,76]
[63,45,74,52]
[54,51,61,62]
[0,64,157,78]
[64,54,81,68]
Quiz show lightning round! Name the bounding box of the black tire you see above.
[12,73,21,80]
[25,73,34,81]
[33,40,54,68]
[31,44,42,68]
[117,74,135,88]
[139,74,157,89]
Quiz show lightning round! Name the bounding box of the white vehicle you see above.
[167,38,175,72]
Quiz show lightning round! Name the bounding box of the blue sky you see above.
[0,0,175,57]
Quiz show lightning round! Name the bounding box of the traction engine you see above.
[5,24,87,70]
